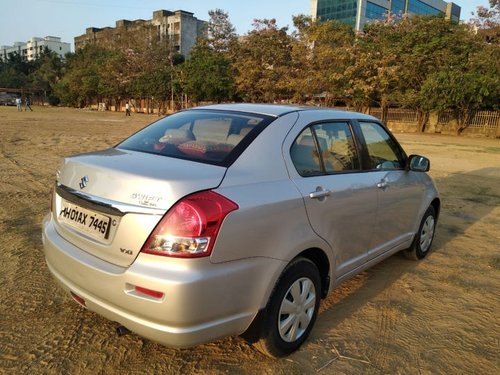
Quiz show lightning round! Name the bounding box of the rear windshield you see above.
[117,109,275,166]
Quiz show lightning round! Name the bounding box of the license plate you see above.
[58,200,111,240]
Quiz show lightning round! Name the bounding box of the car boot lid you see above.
[57,148,227,210]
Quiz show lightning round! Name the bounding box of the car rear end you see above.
[42,108,289,347]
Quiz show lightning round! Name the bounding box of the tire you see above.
[253,257,321,357]
[404,206,436,260]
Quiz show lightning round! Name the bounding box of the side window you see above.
[290,128,322,176]
[312,122,360,172]
[290,122,360,177]
[359,122,404,170]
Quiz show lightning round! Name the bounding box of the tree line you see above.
[1,2,499,133]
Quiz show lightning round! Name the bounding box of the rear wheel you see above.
[253,257,321,357]
[404,206,436,260]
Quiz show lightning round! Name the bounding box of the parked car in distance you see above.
[0,92,17,106]
[42,104,440,357]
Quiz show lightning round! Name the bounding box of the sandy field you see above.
[0,106,499,375]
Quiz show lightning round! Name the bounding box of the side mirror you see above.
[407,154,430,172]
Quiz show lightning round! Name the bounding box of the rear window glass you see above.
[117,110,274,166]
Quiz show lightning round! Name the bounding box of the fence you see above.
[83,99,500,137]
[438,110,500,129]
[315,107,498,136]
[369,108,499,137]
[369,108,420,123]
[437,111,452,124]
[467,111,500,129]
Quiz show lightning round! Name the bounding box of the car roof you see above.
[191,103,379,121]
[192,103,305,117]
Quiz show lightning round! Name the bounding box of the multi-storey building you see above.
[311,0,461,31]
[0,36,71,61]
[74,10,207,56]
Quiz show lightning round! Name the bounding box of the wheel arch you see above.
[241,248,331,345]
[296,248,331,299]
[431,197,441,221]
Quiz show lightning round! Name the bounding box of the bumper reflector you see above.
[134,286,164,299]
[70,291,86,307]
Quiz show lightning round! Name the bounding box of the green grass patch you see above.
[489,256,500,270]
[485,147,500,153]
[463,196,491,204]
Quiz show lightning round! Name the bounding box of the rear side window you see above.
[118,110,274,166]
[358,122,404,170]
[291,122,360,177]
[290,128,323,176]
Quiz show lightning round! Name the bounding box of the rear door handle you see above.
[309,187,331,200]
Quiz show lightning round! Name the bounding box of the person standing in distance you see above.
[125,101,131,116]
[25,96,33,111]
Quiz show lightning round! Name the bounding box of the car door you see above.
[286,120,378,277]
[356,121,425,259]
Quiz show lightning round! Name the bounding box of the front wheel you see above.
[404,206,436,260]
[253,257,321,357]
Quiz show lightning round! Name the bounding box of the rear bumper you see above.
[42,215,285,347]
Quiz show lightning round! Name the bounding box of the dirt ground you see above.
[0,106,499,375]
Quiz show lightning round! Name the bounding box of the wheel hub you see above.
[278,277,316,343]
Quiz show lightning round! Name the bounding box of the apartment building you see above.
[0,36,70,61]
[74,10,207,56]
[311,0,461,31]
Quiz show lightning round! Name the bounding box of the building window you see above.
[391,0,406,15]
[316,0,358,27]
[366,1,388,21]
[407,0,441,16]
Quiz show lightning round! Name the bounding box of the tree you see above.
[96,49,126,105]
[55,45,112,107]
[181,41,235,103]
[179,9,237,103]
[379,15,499,134]
[345,17,403,115]
[348,14,495,132]
[387,16,478,131]
[232,19,294,102]
[419,41,500,134]
[471,0,500,43]
[0,52,32,88]
[207,9,238,54]
[30,48,64,104]
[291,15,356,105]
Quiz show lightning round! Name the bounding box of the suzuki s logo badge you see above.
[79,176,89,189]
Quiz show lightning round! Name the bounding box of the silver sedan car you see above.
[42,104,440,357]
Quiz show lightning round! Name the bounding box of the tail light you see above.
[141,191,238,258]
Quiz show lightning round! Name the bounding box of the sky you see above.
[0,0,490,51]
